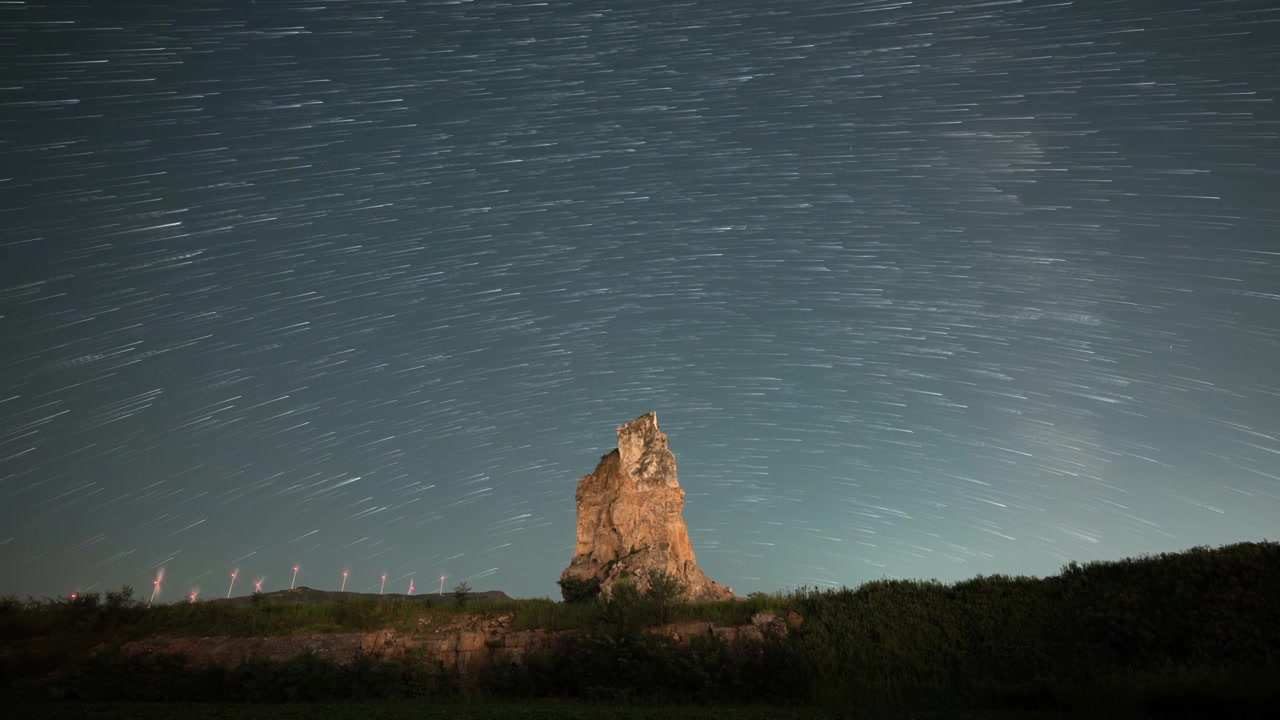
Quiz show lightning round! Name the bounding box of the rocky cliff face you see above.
[560,412,735,602]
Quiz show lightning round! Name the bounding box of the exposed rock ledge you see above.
[114,611,803,680]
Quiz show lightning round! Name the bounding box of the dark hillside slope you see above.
[788,541,1280,710]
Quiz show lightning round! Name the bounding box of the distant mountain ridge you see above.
[206,586,513,607]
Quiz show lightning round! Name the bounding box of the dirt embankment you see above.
[115,611,804,678]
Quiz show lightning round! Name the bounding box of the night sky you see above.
[2,0,1278,603]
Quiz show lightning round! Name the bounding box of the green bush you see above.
[480,625,808,705]
[557,575,601,604]
[596,577,652,638]
[644,569,687,624]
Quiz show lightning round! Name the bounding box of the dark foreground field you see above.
[7,701,1109,720]
[5,543,1279,718]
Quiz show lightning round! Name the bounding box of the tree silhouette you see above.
[452,581,471,607]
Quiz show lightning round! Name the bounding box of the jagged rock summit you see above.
[561,412,735,602]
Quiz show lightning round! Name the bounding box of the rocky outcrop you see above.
[114,612,800,681]
[116,614,573,678]
[561,412,735,602]
[651,611,801,647]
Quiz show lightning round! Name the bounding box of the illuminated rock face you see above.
[561,412,735,602]
[116,611,804,680]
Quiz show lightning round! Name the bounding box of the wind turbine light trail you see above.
[149,567,165,606]
[291,565,299,589]
[341,570,348,593]
[227,571,237,599]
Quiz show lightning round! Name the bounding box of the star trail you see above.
[2,0,1278,601]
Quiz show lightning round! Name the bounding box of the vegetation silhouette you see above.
[2,541,1278,715]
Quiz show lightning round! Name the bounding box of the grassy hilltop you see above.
[3,541,1279,717]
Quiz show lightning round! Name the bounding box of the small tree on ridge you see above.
[452,581,471,607]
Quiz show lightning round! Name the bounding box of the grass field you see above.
[7,702,1089,720]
